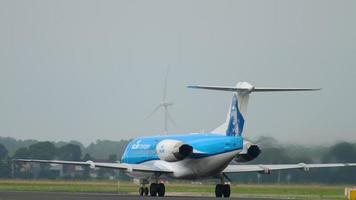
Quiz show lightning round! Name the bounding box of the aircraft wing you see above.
[14,159,173,173]
[223,163,356,173]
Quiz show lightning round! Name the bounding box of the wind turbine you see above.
[146,67,176,134]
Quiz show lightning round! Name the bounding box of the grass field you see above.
[0,179,350,199]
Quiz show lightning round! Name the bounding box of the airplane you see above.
[15,81,356,198]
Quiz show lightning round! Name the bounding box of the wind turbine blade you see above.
[166,109,177,127]
[163,66,170,101]
[146,104,162,119]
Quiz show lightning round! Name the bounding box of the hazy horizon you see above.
[1,0,355,145]
[1,134,354,148]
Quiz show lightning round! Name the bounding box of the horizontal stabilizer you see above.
[188,82,321,136]
[253,87,321,92]
[188,85,238,92]
[188,85,321,93]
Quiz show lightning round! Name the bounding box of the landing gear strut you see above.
[215,173,231,197]
[149,183,165,196]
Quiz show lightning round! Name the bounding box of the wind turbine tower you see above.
[146,68,175,134]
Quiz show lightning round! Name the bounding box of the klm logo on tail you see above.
[226,94,245,136]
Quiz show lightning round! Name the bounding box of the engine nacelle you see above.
[156,139,193,162]
[234,141,261,162]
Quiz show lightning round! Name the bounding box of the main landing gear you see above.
[138,179,149,196]
[138,186,149,196]
[149,183,165,196]
[215,184,231,197]
[215,173,231,197]
[138,181,165,197]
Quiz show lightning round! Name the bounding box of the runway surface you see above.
[0,192,287,200]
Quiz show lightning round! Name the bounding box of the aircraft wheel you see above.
[149,183,158,196]
[139,187,144,196]
[222,184,231,197]
[157,183,165,197]
[144,187,149,196]
[215,184,223,197]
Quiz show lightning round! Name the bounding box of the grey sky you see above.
[0,0,355,145]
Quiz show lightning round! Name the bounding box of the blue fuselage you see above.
[121,133,244,164]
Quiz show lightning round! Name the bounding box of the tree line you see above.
[0,136,355,184]
[0,137,130,179]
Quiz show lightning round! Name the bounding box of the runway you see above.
[0,192,287,200]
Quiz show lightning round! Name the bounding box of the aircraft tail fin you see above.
[188,81,321,136]
[226,94,244,136]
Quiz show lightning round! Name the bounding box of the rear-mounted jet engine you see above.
[156,139,193,162]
